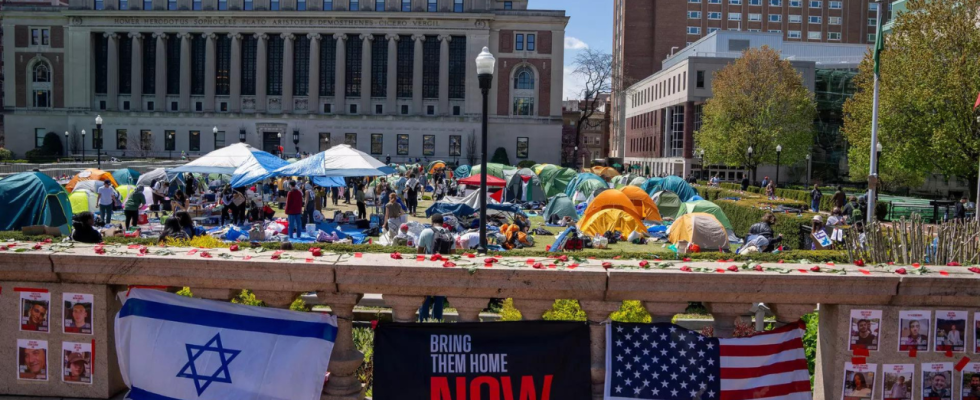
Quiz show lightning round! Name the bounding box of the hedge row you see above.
[709,182,890,220]
[695,187,818,246]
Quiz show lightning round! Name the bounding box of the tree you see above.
[842,0,980,198]
[40,132,63,156]
[571,48,612,169]
[129,130,153,158]
[67,129,82,155]
[561,125,576,167]
[490,147,511,165]
[465,132,476,166]
[695,46,816,183]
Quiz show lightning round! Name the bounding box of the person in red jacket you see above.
[285,181,304,239]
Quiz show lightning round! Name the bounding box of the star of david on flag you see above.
[604,321,811,400]
[116,289,338,400]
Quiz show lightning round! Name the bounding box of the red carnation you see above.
[442,261,456,268]
[484,258,498,264]
[602,262,613,270]
[727,265,738,272]
[895,268,907,275]
[912,263,921,268]
[390,252,403,260]
[94,245,105,255]
[229,244,240,252]
[557,255,569,263]
[567,263,579,269]
[430,254,443,262]
[32,243,42,250]
[680,266,692,272]
[43,238,52,243]
[682,257,692,262]
[947,262,961,267]
[854,259,865,267]
[138,245,148,254]
[532,262,545,269]
[200,251,212,258]
[311,248,323,257]
[753,265,763,272]
[968,267,980,274]
[810,266,821,272]
[639,260,650,268]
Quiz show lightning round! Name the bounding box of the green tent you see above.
[469,163,516,180]
[543,194,578,222]
[505,168,546,202]
[538,165,577,197]
[0,172,72,234]
[111,168,141,186]
[651,190,682,220]
[629,176,648,187]
[675,200,734,232]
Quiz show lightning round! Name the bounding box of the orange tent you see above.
[66,168,118,192]
[621,186,663,222]
[581,189,645,225]
[590,166,620,180]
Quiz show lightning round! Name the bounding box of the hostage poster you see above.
[373,321,591,400]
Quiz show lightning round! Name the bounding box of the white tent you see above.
[167,143,287,188]
[136,168,167,187]
[272,145,395,177]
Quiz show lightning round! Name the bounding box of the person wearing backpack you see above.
[417,213,454,321]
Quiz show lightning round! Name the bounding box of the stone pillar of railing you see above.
[448,297,489,322]
[317,292,364,400]
[580,300,622,400]
[511,299,554,320]
[643,301,688,324]
[383,295,423,322]
[706,303,751,338]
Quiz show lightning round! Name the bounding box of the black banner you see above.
[373,321,591,400]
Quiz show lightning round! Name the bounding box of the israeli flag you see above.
[116,289,337,400]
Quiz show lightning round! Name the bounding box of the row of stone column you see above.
[100,31,455,116]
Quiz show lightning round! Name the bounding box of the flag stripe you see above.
[718,327,803,346]
[720,359,809,380]
[720,337,805,357]
[720,370,810,391]
[719,380,812,400]
[119,298,338,341]
[721,347,807,369]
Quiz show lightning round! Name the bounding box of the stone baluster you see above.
[229,33,242,112]
[255,33,268,113]
[153,32,167,111]
[511,299,554,320]
[307,33,320,114]
[360,34,373,114]
[333,33,347,113]
[105,32,120,110]
[643,301,688,324]
[411,34,424,114]
[437,34,450,115]
[706,303,751,338]
[385,34,398,115]
[317,292,364,400]
[383,295,423,322]
[204,33,216,112]
[770,303,817,324]
[448,297,489,322]
[251,290,302,308]
[281,33,295,113]
[178,33,192,112]
[580,300,623,400]
[129,32,143,112]
[192,288,236,301]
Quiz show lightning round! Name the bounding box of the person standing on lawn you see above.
[123,185,146,231]
[285,181,304,239]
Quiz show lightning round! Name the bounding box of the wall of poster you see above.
[882,364,914,400]
[842,362,876,400]
[922,363,953,400]
[423,135,435,156]
[18,339,48,381]
[62,341,93,384]
[516,137,529,159]
[934,310,966,353]
[397,134,409,155]
[21,291,50,332]
[898,310,931,352]
[850,309,882,351]
[63,293,94,335]
[961,363,980,400]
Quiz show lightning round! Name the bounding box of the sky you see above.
[530,0,613,101]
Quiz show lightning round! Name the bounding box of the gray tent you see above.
[543,194,578,223]
[651,190,682,220]
[505,168,545,202]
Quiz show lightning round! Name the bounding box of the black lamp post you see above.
[747,146,753,185]
[475,46,496,254]
[697,149,704,181]
[168,132,174,160]
[805,153,811,189]
[277,132,283,159]
[875,141,882,180]
[212,126,219,150]
[94,115,103,169]
[324,136,330,151]
[293,130,300,154]
[63,131,69,158]
[239,129,246,143]
[775,144,782,188]
[81,130,86,162]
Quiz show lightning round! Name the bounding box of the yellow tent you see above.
[591,166,620,180]
[581,189,646,224]
[66,168,118,192]
[577,208,647,237]
[116,184,135,203]
[620,186,663,222]
[69,190,97,215]
[667,212,728,250]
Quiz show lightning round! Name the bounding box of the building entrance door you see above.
[263,132,281,157]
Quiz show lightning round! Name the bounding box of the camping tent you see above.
[542,194,578,222]
[628,176,648,188]
[469,163,515,180]
[69,190,97,215]
[272,144,395,178]
[565,173,608,198]
[538,165,577,197]
[135,168,167,187]
[66,169,118,192]
[591,166,620,180]
[581,189,646,226]
[454,165,471,179]
[621,186,663,222]
[425,189,523,218]
[504,168,545,202]
[647,176,699,202]
[577,208,647,237]
[667,212,728,250]
[111,168,141,186]
[675,200,734,232]
[457,174,506,188]
[116,184,136,203]
[640,178,663,195]
[651,190,682,219]
[427,160,447,174]
[0,172,72,234]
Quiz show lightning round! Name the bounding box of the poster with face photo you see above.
[842,362,877,400]
[20,290,50,332]
[898,310,931,352]
[922,363,953,400]
[934,310,967,353]
[63,293,94,335]
[962,363,980,400]
[17,339,48,381]
[974,312,980,354]
[62,341,93,384]
[881,364,914,400]
[850,309,882,351]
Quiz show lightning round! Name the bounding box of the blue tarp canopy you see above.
[312,177,346,187]
[0,172,72,234]
[273,145,395,178]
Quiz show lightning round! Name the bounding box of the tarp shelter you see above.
[538,165,577,198]
[577,208,647,237]
[0,172,72,234]
[565,173,607,198]
[675,200,734,232]
[427,160,447,174]
[469,163,515,180]
[651,191,682,219]
[581,189,646,226]
[505,168,545,202]
[458,174,506,188]
[272,144,396,178]
[542,194,578,222]
[312,177,346,187]
[454,165,471,179]
[667,212,728,250]
[69,190,97,215]
[648,176,699,202]
[111,168,141,186]
[621,186,663,222]
[591,166,620,180]
[425,189,523,218]
[66,169,117,192]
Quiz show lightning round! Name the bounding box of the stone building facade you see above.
[2,0,567,163]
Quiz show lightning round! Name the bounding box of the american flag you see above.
[604,321,811,400]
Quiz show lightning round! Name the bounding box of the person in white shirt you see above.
[95,180,117,226]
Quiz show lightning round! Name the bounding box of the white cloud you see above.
[564,37,589,50]
[563,65,586,101]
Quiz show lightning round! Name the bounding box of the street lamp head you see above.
[475,47,496,76]
[876,142,883,152]
[81,130,86,136]
[213,126,218,134]
[806,153,810,160]
[776,144,782,153]
[277,132,282,138]
[747,146,753,155]
[292,130,300,143]
[64,131,69,137]
[95,115,102,125]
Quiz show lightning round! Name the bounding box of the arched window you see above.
[31,61,52,108]
[513,66,534,89]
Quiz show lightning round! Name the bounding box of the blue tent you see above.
[651,176,699,202]
[564,173,608,197]
[455,165,471,179]
[111,168,141,186]
[273,145,395,177]
[0,172,72,234]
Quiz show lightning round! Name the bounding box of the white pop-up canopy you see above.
[168,143,287,187]
[272,145,395,177]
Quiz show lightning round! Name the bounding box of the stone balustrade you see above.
[1,244,979,399]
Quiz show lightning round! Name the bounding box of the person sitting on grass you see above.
[175,211,197,239]
[70,212,102,244]
[157,217,189,244]
[262,202,276,220]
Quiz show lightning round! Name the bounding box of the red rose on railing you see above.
[639,260,649,268]
[680,266,692,272]
[753,265,764,272]
[567,263,579,269]
[138,245,148,255]
[895,268,907,275]
[727,265,738,272]
[602,262,613,270]
[465,253,476,258]
[557,255,569,263]
[272,250,284,260]
[484,258,498,264]
[947,262,961,266]
[200,251,212,258]
[854,259,865,267]
[967,267,980,274]
[532,262,545,269]
[810,266,821,272]
[390,252,403,260]
[311,248,323,257]
[43,238,52,243]
[94,245,105,255]
[912,263,921,268]
[229,244,240,252]
[32,243,42,250]
[682,257,692,262]
[442,261,456,268]
[430,254,444,262]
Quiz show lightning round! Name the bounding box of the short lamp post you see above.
[697,149,705,181]
[875,141,883,180]
[324,136,330,151]
[747,146,753,184]
[805,153,811,189]
[168,132,174,160]
[293,130,300,154]
[63,131,69,158]
[277,132,283,159]
[775,144,782,187]
[475,46,496,254]
[94,115,103,169]
[81,130,86,162]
